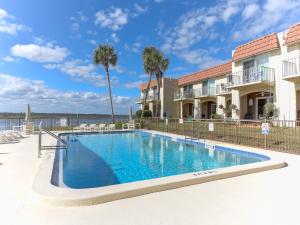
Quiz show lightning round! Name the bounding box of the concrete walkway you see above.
[0,134,300,225]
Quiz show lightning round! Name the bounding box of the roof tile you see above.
[233,33,280,61]
[178,61,232,86]
[286,23,300,45]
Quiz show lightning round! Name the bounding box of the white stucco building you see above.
[137,23,300,121]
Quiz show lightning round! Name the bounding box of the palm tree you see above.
[93,45,117,123]
[140,47,156,123]
[141,46,169,121]
[154,51,169,117]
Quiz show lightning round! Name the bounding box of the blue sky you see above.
[0,0,300,114]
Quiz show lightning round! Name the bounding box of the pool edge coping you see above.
[30,129,287,207]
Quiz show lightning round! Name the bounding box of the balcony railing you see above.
[194,87,216,97]
[137,93,159,104]
[228,66,275,86]
[216,84,231,95]
[174,89,194,100]
[282,57,300,77]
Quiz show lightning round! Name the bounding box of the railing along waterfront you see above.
[142,118,300,154]
[228,66,275,86]
[282,57,300,77]
[0,115,128,131]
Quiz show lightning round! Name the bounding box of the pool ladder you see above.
[38,129,68,158]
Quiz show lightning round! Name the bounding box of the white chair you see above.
[87,124,97,131]
[98,124,106,131]
[79,124,87,131]
[128,120,135,130]
[107,124,115,131]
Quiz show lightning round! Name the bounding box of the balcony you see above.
[173,89,194,101]
[136,93,158,104]
[228,66,275,90]
[194,87,216,99]
[216,84,231,96]
[136,97,143,104]
[282,57,300,82]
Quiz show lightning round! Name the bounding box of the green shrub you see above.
[211,113,223,119]
[143,110,152,117]
[264,102,277,118]
[115,121,123,129]
[135,109,152,118]
[135,110,142,118]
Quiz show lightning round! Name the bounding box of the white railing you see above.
[216,84,231,95]
[194,87,216,97]
[282,57,300,77]
[173,89,194,100]
[227,66,275,86]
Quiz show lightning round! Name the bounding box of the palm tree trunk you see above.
[105,67,115,123]
[140,73,153,125]
[156,74,161,118]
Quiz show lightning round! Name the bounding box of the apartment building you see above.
[228,23,300,120]
[137,22,300,121]
[137,77,178,118]
[173,62,232,119]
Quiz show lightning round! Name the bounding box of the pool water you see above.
[53,131,269,189]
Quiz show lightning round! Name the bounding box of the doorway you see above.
[256,97,267,119]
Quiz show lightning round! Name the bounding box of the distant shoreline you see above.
[0,112,128,119]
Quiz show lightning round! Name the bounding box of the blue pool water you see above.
[52,131,269,189]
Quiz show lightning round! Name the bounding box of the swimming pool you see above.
[52,131,270,189]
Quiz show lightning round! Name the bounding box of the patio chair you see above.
[0,131,19,143]
[79,124,87,131]
[127,120,135,130]
[98,124,106,131]
[107,124,115,131]
[87,124,97,131]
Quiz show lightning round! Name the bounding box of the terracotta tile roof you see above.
[285,23,300,46]
[178,61,232,86]
[140,79,157,91]
[233,33,280,62]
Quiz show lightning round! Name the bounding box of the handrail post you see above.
[38,131,42,158]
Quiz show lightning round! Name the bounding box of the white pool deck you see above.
[1,132,300,225]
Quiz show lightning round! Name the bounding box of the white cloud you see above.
[160,0,300,68]
[111,33,119,42]
[124,80,143,89]
[11,43,69,63]
[233,0,300,40]
[69,11,88,32]
[89,39,97,45]
[0,73,133,114]
[2,55,15,62]
[43,60,110,87]
[133,3,148,17]
[0,8,31,35]
[242,3,260,20]
[221,0,241,22]
[95,7,128,31]
[179,48,225,69]
[0,9,8,19]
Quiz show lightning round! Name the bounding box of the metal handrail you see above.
[38,129,68,158]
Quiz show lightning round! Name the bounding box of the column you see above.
[180,101,183,118]
[216,96,226,117]
[193,99,202,119]
[231,89,240,119]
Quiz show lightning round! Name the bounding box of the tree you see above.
[142,46,169,118]
[140,47,156,123]
[93,45,117,123]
